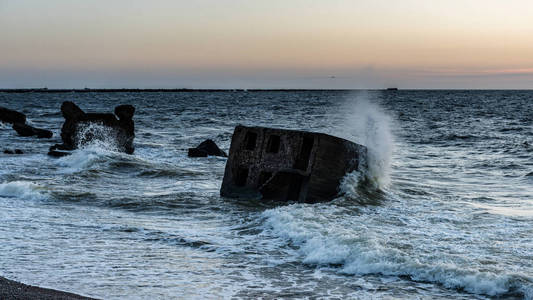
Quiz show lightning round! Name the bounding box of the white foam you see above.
[55,149,101,173]
[54,123,126,173]
[76,123,120,151]
[0,181,47,200]
[261,205,532,298]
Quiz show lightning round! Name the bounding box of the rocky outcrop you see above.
[188,139,227,157]
[3,149,23,155]
[12,123,53,138]
[50,101,135,155]
[0,107,26,124]
[1,106,53,139]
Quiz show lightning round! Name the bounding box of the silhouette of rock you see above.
[0,107,26,124]
[52,101,135,155]
[2,149,23,155]
[12,123,53,138]
[188,139,227,157]
[115,105,135,121]
[47,150,71,158]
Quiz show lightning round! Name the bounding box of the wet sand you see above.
[0,276,97,300]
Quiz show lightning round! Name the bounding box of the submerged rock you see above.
[12,123,53,138]
[3,149,23,155]
[53,101,135,155]
[188,139,227,157]
[0,107,26,124]
[220,125,368,203]
[47,150,71,158]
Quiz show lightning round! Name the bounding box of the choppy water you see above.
[0,90,532,299]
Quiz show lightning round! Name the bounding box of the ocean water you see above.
[0,90,532,299]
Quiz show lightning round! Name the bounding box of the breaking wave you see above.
[0,181,48,200]
[53,123,126,173]
[261,205,532,299]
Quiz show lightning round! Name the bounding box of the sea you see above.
[0,90,532,299]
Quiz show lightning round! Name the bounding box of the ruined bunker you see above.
[220,125,367,203]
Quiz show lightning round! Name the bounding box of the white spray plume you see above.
[337,92,395,189]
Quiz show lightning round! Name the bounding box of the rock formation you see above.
[1,106,52,138]
[49,101,135,155]
[188,139,227,157]
[12,123,53,138]
[0,107,26,124]
[3,149,23,155]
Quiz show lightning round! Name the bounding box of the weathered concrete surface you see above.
[50,101,135,155]
[188,139,227,157]
[220,125,367,203]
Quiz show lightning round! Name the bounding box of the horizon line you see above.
[2,88,533,93]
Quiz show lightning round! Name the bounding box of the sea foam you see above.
[54,123,123,173]
[261,204,532,299]
[0,181,47,200]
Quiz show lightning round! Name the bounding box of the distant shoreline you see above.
[1,88,532,93]
[1,88,362,93]
[0,276,96,300]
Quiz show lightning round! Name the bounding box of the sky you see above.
[1,0,533,89]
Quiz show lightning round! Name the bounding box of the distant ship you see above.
[386,87,398,91]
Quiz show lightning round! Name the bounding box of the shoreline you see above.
[0,276,97,300]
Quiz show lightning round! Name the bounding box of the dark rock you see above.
[188,148,208,157]
[2,149,22,155]
[61,101,86,120]
[56,102,135,153]
[47,150,71,158]
[0,275,96,300]
[12,123,53,138]
[115,105,135,120]
[49,144,70,152]
[188,139,227,157]
[0,107,26,124]
[12,123,33,136]
[220,125,368,203]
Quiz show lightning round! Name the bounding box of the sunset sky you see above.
[1,0,533,89]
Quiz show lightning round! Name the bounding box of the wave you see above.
[0,181,48,200]
[334,92,395,190]
[261,205,532,299]
[54,147,111,174]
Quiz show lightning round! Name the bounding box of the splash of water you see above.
[76,122,120,152]
[336,92,395,190]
